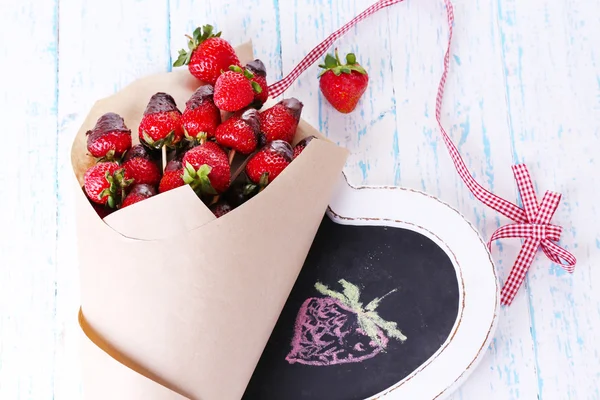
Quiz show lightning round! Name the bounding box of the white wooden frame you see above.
[326,173,500,400]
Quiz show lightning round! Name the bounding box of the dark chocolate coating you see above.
[185,85,214,111]
[86,112,130,141]
[144,92,180,115]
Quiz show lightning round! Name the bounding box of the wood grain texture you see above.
[0,1,59,399]
[0,0,598,398]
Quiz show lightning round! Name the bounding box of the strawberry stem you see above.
[228,149,236,164]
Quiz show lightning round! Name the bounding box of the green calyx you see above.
[142,130,176,150]
[184,128,207,145]
[173,24,222,67]
[98,167,134,209]
[314,279,407,349]
[182,162,218,196]
[318,48,367,77]
[229,65,262,94]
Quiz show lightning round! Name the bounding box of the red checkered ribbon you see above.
[268,0,577,305]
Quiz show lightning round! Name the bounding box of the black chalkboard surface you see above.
[243,215,460,400]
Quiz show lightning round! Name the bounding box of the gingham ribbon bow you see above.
[267,0,577,305]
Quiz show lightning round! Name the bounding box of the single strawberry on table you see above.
[121,184,157,208]
[158,158,186,193]
[215,108,261,159]
[213,65,262,112]
[293,135,317,159]
[245,59,269,109]
[173,24,241,86]
[181,84,221,145]
[286,280,407,366]
[122,144,161,186]
[83,162,133,209]
[85,112,132,160]
[139,92,184,150]
[318,49,369,114]
[245,140,293,187]
[259,98,303,143]
[182,141,231,196]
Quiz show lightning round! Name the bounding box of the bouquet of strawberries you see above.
[81,25,319,220]
[70,28,348,400]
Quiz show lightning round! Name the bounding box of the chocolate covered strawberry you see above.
[215,108,261,156]
[121,184,157,208]
[245,59,269,109]
[286,280,407,366]
[158,159,185,193]
[214,65,262,112]
[173,25,241,86]
[293,135,317,159]
[139,92,184,150]
[182,141,231,195]
[259,98,303,143]
[210,200,233,218]
[245,140,293,186]
[318,50,369,114]
[86,112,132,160]
[83,162,133,208]
[122,144,161,186]
[182,85,221,144]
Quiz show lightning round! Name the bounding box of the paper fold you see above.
[71,42,349,399]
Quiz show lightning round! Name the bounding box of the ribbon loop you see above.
[266,0,577,306]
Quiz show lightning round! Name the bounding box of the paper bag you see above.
[70,41,349,399]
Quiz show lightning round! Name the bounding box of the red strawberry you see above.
[121,184,157,208]
[318,50,369,114]
[245,59,269,109]
[293,135,317,159]
[215,109,261,155]
[86,112,132,160]
[139,93,184,149]
[182,85,221,144]
[89,199,113,219]
[259,98,303,143]
[83,162,133,208]
[210,200,233,218]
[286,280,406,366]
[245,140,293,185]
[122,144,161,186]
[182,141,231,195]
[214,65,262,112]
[173,25,241,86]
[158,159,185,193]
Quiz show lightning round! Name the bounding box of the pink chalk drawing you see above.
[286,279,407,366]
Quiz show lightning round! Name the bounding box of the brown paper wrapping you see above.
[71,41,349,399]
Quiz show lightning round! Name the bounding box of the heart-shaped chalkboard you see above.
[243,175,499,400]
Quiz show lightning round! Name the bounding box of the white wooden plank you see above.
[0,1,59,399]
[498,0,600,398]
[169,0,283,85]
[54,0,171,397]
[387,0,538,398]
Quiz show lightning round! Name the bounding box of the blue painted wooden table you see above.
[1,0,598,398]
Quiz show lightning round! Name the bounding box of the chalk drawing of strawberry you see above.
[286,279,407,366]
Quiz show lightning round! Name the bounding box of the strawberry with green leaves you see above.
[245,140,293,187]
[214,65,263,112]
[83,162,133,209]
[86,112,132,161]
[318,49,369,114]
[122,144,161,186]
[139,92,184,150]
[182,141,231,196]
[259,98,303,143]
[159,158,186,193]
[215,108,261,157]
[181,85,221,145]
[173,25,241,86]
[121,184,157,208]
[245,59,269,109]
